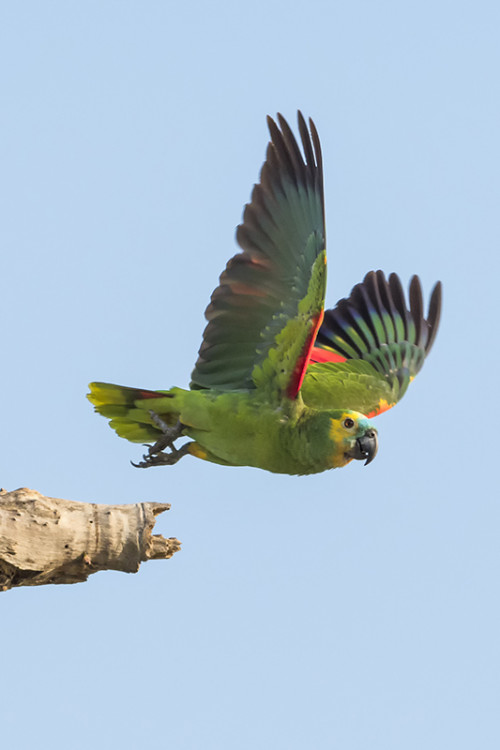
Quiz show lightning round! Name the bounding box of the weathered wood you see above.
[0,488,181,591]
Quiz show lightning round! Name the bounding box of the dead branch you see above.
[0,488,180,591]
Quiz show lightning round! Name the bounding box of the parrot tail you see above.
[87,382,181,444]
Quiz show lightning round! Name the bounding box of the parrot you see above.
[88,112,441,475]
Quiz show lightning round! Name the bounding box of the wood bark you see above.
[0,488,181,591]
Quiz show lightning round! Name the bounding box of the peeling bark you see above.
[0,488,181,591]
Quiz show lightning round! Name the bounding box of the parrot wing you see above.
[190,111,326,402]
[302,271,442,417]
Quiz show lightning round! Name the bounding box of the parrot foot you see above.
[131,440,192,468]
[131,415,190,468]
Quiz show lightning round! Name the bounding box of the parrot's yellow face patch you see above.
[327,410,378,468]
[328,411,366,467]
[329,411,366,440]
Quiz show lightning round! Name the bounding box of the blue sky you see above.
[1,2,499,748]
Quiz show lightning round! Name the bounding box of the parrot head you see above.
[328,411,379,468]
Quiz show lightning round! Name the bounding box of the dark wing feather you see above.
[302,271,442,416]
[191,112,326,397]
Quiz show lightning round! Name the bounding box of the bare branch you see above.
[0,488,181,591]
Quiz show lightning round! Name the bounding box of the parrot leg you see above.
[131,413,190,468]
[147,412,184,454]
[131,441,192,469]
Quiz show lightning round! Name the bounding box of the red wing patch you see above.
[286,312,325,399]
[309,346,347,365]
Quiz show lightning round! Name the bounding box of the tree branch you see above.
[0,488,181,591]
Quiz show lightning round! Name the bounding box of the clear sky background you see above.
[1,2,499,748]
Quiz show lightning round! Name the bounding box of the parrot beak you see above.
[346,428,378,466]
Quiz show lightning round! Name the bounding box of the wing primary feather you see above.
[409,275,424,348]
[388,273,413,343]
[375,271,398,344]
[365,271,394,346]
[425,280,442,354]
[351,282,382,349]
[297,112,316,170]
[375,270,401,342]
[266,116,299,189]
[307,117,323,182]
[302,114,324,225]
[326,309,365,358]
[277,113,308,186]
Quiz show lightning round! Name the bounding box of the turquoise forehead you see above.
[344,410,376,430]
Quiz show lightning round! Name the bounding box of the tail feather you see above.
[87,382,179,444]
[109,420,160,444]
[88,382,168,407]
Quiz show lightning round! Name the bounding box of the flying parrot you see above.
[88,112,441,475]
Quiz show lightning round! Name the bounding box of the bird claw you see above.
[131,441,192,469]
[132,415,190,468]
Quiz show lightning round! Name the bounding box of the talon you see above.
[131,441,192,469]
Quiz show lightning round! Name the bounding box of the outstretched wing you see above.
[301,271,442,417]
[190,111,326,401]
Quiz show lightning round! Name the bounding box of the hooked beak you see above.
[346,429,378,466]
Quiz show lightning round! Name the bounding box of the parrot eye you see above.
[343,417,355,429]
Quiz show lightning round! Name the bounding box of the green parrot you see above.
[88,112,441,475]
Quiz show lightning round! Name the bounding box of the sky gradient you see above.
[1,2,499,748]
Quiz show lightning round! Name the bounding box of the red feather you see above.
[309,347,347,365]
[137,389,166,400]
[286,311,325,399]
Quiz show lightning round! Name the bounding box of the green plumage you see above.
[89,383,374,474]
[88,112,441,474]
